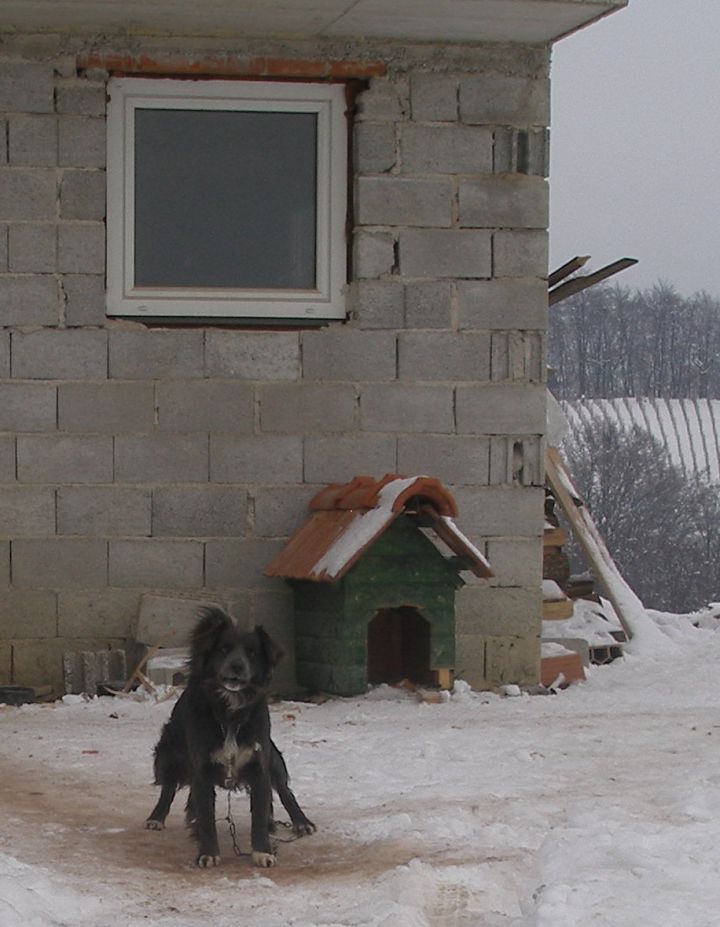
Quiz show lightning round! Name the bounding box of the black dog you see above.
[145,607,315,867]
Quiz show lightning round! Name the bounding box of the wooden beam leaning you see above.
[548,257,638,306]
[548,255,590,288]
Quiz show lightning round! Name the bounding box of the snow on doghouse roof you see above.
[265,474,494,582]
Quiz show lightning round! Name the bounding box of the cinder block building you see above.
[0,0,627,694]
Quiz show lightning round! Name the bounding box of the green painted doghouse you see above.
[265,475,493,696]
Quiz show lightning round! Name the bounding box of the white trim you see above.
[106,78,347,320]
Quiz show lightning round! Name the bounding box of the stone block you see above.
[457,278,547,330]
[487,538,542,587]
[57,486,152,536]
[356,78,408,121]
[493,229,548,278]
[489,436,544,487]
[59,170,106,220]
[8,115,58,166]
[0,436,14,481]
[304,434,396,484]
[398,434,490,485]
[114,435,209,483]
[109,330,204,379]
[491,331,545,383]
[410,73,458,122]
[452,485,544,539]
[353,230,396,278]
[0,590,57,639]
[210,435,303,484]
[17,435,113,483]
[360,383,453,433]
[205,331,299,379]
[58,589,139,639]
[259,383,356,434]
[398,331,490,382]
[58,382,154,433]
[152,486,248,538]
[58,222,105,274]
[494,127,549,177]
[458,175,548,229]
[356,175,453,228]
[134,592,224,646]
[302,329,396,381]
[157,380,254,433]
[354,121,397,173]
[0,62,54,113]
[8,223,56,272]
[399,228,492,278]
[457,585,542,638]
[351,279,404,329]
[12,329,107,379]
[0,382,56,432]
[0,168,57,219]
[0,487,55,536]
[404,280,452,329]
[0,276,59,326]
[12,538,108,589]
[400,124,492,174]
[109,539,204,589]
[55,81,106,116]
[62,274,106,326]
[58,116,106,168]
[253,484,318,538]
[205,538,283,589]
[456,384,546,435]
[459,75,550,126]
[485,634,540,687]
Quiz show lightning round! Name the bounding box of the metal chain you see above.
[222,792,306,857]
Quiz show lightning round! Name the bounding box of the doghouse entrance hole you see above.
[367,607,433,686]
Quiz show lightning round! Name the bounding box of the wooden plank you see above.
[433,667,454,690]
[542,598,574,621]
[548,257,638,306]
[543,525,567,546]
[548,255,590,288]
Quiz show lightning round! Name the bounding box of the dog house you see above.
[265,475,493,695]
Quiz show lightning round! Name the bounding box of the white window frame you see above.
[106,78,347,320]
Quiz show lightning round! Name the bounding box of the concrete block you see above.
[0,382,56,432]
[58,116,106,168]
[456,384,546,435]
[400,124,492,174]
[489,436,544,487]
[58,222,105,274]
[0,224,6,270]
[135,592,225,646]
[157,380,254,433]
[17,435,113,483]
[55,81,106,116]
[144,649,190,687]
[457,278,547,330]
[410,73,458,122]
[63,648,127,695]
[0,590,57,639]
[0,642,9,684]
[399,229,492,278]
[0,329,8,376]
[0,487,55,536]
[109,330,204,379]
[253,484,318,538]
[485,633,540,687]
[58,382,155,433]
[398,434,490,485]
[404,280,452,329]
[353,230,396,278]
[457,584,541,637]
[459,75,550,126]
[59,170,106,220]
[452,485,543,539]
[205,331,299,379]
[8,115,58,166]
[491,331,545,383]
[360,383,454,433]
[109,539,204,589]
[356,175,453,228]
[354,121,397,173]
[249,590,296,695]
[0,541,7,584]
[11,637,68,690]
[0,168,57,219]
[58,589,139,639]
[152,486,248,537]
[351,279,404,329]
[210,435,303,483]
[12,538,108,589]
[304,434,396,484]
[493,229,548,278]
[0,436,14,481]
[494,127,549,177]
[459,176,548,229]
[62,274,105,326]
[12,329,107,379]
[398,331,490,382]
[0,123,5,166]
[259,383,356,434]
[205,538,284,589]
[0,62,54,113]
[356,78,408,121]
[0,276,59,326]
[303,329,396,381]
[8,223,56,272]
[454,632,487,690]
[114,435,209,483]
[57,486,152,536]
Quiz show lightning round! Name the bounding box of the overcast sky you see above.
[549,0,720,298]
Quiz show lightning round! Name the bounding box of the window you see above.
[106,78,347,320]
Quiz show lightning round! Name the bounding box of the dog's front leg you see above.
[249,769,275,868]
[188,775,220,867]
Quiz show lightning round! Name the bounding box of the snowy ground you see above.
[3,611,720,927]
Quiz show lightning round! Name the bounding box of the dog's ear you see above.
[189,607,233,675]
[253,626,283,685]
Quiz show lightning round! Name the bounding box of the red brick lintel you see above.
[78,52,386,81]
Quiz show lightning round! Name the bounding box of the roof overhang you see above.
[0,1,627,44]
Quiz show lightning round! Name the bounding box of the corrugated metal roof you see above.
[265,474,493,582]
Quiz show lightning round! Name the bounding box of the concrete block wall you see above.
[0,37,549,693]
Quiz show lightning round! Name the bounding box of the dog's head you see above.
[189,607,283,704]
